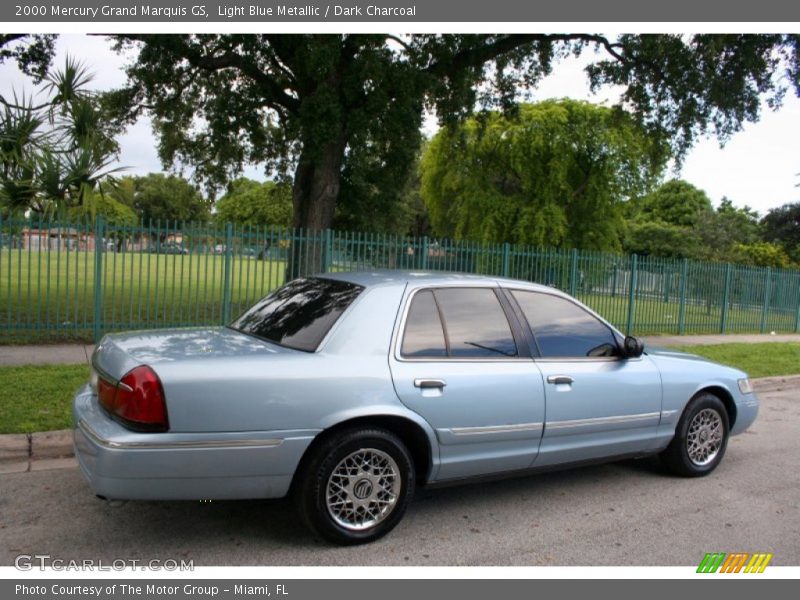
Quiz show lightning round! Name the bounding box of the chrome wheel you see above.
[326,448,401,531]
[686,408,724,466]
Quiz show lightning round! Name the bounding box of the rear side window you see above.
[230,277,363,351]
[401,287,518,359]
[512,290,619,358]
[401,290,447,358]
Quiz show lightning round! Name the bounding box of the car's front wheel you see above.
[661,392,730,477]
[296,427,415,545]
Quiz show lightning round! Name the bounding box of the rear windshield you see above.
[229,277,364,351]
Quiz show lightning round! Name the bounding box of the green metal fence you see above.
[2,215,800,343]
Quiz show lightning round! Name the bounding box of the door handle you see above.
[414,378,447,389]
[546,375,574,385]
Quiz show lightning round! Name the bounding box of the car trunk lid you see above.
[91,326,291,382]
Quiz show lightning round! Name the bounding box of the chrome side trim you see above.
[546,412,661,430]
[660,410,678,419]
[78,420,284,450]
[450,422,543,436]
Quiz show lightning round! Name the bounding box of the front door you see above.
[509,289,662,467]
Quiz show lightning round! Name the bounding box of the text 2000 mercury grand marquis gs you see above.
[73,271,759,544]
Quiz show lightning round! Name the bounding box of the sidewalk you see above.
[1,334,799,367]
[643,333,800,347]
[0,344,95,367]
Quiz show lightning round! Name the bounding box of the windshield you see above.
[229,277,364,351]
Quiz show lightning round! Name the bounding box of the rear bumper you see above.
[72,384,317,500]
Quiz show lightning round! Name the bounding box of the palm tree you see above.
[0,56,123,218]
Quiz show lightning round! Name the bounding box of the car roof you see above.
[318,270,557,293]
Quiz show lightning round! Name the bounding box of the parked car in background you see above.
[73,272,759,544]
[150,242,189,255]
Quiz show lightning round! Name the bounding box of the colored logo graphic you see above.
[697,552,773,573]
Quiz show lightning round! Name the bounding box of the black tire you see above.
[660,392,730,477]
[295,428,415,545]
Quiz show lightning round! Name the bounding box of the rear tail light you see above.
[96,365,169,432]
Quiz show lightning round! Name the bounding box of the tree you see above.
[624,180,712,259]
[420,100,665,249]
[214,178,292,228]
[105,34,800,272]
[624,220,701,259]
[623,181,764,261]
[128,173,211,224]
[730,241,793,268]
[335,141,430,235]
[0,34,56,84]
[0,56,123,218]
[632,179,713,228]
[761,202,800,262]
[695,197,761,260]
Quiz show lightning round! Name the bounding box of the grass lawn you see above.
[0,364,89,434]
[1,342,798,433]
[670,342,800,378]
[1,246,797,344]
[0,249,288,343]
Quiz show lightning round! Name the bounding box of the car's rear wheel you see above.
[296,427,415,545]
[661,392,730,477]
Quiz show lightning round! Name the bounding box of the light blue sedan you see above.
[73,272,759,544]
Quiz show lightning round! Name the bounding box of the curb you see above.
[0,429,75,474]
[751,375,800,393]
[1,375,797,474]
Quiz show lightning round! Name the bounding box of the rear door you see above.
[389,285,546,481]
[508,289,662,467]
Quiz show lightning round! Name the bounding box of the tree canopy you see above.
[113,173,211,224]
[214,178,292,228]
[420,99,665,249]
[102,33,799,253]
[623,180,765,262]
[761,202,800,262]
[0,34,56,84]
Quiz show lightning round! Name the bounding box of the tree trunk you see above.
[287,137,347,278]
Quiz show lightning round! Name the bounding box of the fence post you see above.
[502,243,511,278]
[611,263,618,297]
[93,216,105,343]
[760,267,772,333]
[626,254,638,335]
[794,278,800,333]
[421,236,429,270]
[678,259,688,335]
[323,228,333,272]
[720,263,733,334]
[569,248,579,296]
[221,222,233,325]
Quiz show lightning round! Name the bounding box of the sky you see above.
[2,34,798,215]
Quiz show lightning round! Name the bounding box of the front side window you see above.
[512,291,620,358]
[230,277,363,352]
[401,287,518,359]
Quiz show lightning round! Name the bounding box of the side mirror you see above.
[623,336,644,358]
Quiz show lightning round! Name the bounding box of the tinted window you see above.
[401,290,448,358]
[230,278,363,351]
[512,291,619,358]
[435,288,517,358]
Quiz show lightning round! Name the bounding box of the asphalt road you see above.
[1,385,798,567]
